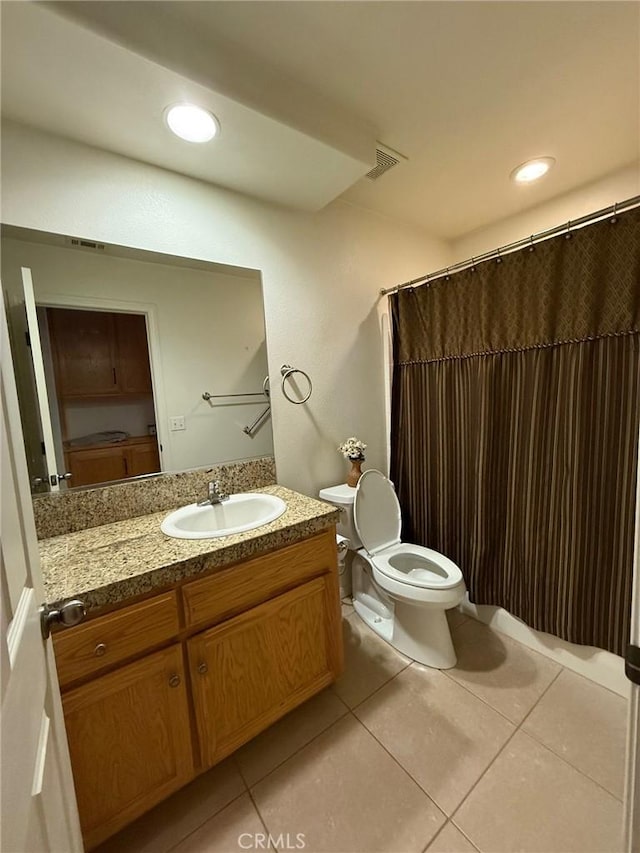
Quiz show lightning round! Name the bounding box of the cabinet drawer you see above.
[183,529,336,629]
[54,591,180,687]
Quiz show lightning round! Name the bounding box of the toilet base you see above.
[391,602,457,669]
[352,557,458,669]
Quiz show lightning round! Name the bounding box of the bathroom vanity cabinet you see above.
[60,644,193,847]
[52,528,342,850]
[64,435,160,487]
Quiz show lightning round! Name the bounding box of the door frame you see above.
[21,268,61,491]
[33,292,169,473]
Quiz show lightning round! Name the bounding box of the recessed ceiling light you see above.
[165,104,219,143]
[511,157,555,184]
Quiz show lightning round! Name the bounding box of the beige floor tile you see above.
[95,759,246,853]
[235,689,348,786]
[454,730,623,853]
[446,608,468,631]
[445,618,561,723]
[252,715,446,852]
[355,664,515,815]
[171,794,266,853]
[523,668,627,798]
[332,612,410,708]
[426,822,478,852]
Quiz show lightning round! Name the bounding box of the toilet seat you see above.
[372,543,463,590]
[354,470,463,592]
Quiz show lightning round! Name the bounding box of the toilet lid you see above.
[354,469,402,555]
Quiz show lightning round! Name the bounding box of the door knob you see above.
[39,599,86,640]
[48,472,72,486]
[168,674,181,688]
[197,662,208,675]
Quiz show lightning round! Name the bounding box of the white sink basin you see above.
[161,493,287,540]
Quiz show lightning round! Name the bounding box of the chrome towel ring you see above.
[280,364,312,404]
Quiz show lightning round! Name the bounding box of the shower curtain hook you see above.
[611,202,618,224]
[528,235,535,252]
[565,220,572,239]
[470,257,476,272]
[495,248,502,264]
[444,268,451,281]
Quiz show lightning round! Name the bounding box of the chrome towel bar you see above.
[243,404,271,436]
[203,376,270,402]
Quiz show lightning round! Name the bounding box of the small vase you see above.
[346,458,363,488]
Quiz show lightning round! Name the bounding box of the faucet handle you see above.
[214,481,229,501]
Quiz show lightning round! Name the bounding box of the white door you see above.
[21,266,63,492]
[1,294,83,852]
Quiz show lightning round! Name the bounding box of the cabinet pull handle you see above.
[94,643,107,657]
[168,674,181,688]
[112,367,117,385]
[197,662,208,675]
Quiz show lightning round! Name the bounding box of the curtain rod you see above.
[380,194,640,297]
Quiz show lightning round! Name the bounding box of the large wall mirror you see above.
[1,225,273,494]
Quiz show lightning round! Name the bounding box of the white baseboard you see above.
[460,595,628,698]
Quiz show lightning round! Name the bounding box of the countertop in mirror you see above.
[39,485,340,612]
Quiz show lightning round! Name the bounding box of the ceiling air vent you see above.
[365,143,407,181]
[66,237,106,251]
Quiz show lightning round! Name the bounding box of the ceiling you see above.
[0,3,375,213]
[2,1,638,240]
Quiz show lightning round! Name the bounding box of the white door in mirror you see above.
[161,493,286,539]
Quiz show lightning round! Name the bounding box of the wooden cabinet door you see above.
[188,575,342,769]
[125,438,160,477]
[48,308,118,397]
[65,445,127,487]
[115,313,153,394]
[62,644,193,850]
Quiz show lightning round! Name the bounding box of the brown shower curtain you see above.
[390,208,640,655]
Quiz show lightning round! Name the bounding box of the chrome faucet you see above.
[197,480,228,506]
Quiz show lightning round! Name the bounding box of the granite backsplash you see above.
[33,456,277,539]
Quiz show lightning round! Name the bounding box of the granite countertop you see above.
[39,485,340,612]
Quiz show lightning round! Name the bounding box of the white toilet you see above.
[319,469,466,669]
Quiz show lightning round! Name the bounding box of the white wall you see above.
[1,121,451,496]
[451,163,639,261]
[63,399,156,443]
[1,234,272,472]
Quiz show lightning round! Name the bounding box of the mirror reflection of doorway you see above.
[38,306,160,488]
[2,226,273,495]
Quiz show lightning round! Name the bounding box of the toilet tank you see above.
[318,484,362,549]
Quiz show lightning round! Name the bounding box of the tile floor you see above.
[97,604,627,853]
